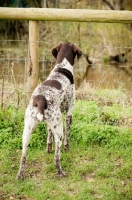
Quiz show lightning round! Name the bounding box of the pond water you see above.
[0,59,132,92]
[74,62,132,91]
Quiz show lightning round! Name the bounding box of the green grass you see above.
[1,145,132,200]
[0,96,132,200]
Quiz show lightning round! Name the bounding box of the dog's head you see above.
[51,42,82,65]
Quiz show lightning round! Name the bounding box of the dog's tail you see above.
[33,95,47,122]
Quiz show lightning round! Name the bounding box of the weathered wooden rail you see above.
[0,8,132,23]
[0,7,132,99]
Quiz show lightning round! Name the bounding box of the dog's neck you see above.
[56,58,73,74]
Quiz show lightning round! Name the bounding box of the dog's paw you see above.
[16,172,24,180]
[58,169,66,178]
[64,144,70,151]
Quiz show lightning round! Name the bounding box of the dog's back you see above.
[28,58,74,121]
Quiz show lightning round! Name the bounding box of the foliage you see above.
[0,0,132,52]
[0,98,132,150]
[0,107,47,149]
[71,100,132,147]
[0,107,24,148]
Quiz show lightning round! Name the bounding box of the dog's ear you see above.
[51,43,62,59]
[73,44,82,60]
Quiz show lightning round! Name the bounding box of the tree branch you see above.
[102,0,115,10]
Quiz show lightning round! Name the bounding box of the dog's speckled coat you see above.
[17,42,82,179]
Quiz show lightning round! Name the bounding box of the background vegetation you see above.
[0,0,132,87]
[0,0,132,50]
[0,1,132,199]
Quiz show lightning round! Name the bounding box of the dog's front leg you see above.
[64,89,75,151]
[46,127,53,153]
[64,114,72,151]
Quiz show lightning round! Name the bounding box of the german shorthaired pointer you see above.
[17,42,82,179]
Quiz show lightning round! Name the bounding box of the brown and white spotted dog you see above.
[17,42,82,179]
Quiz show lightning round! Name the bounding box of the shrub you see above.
[0,107,47,149]
[71,100,132,148]
[0,99,132,150]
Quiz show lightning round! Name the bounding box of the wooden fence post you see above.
[27,20,39,101]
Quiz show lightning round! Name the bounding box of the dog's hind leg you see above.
[53,122,66,177]
[46,127,53,153]
[17,108,39,180]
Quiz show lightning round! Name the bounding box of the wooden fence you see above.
[0,8,132,23]
[0,7,132,99]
